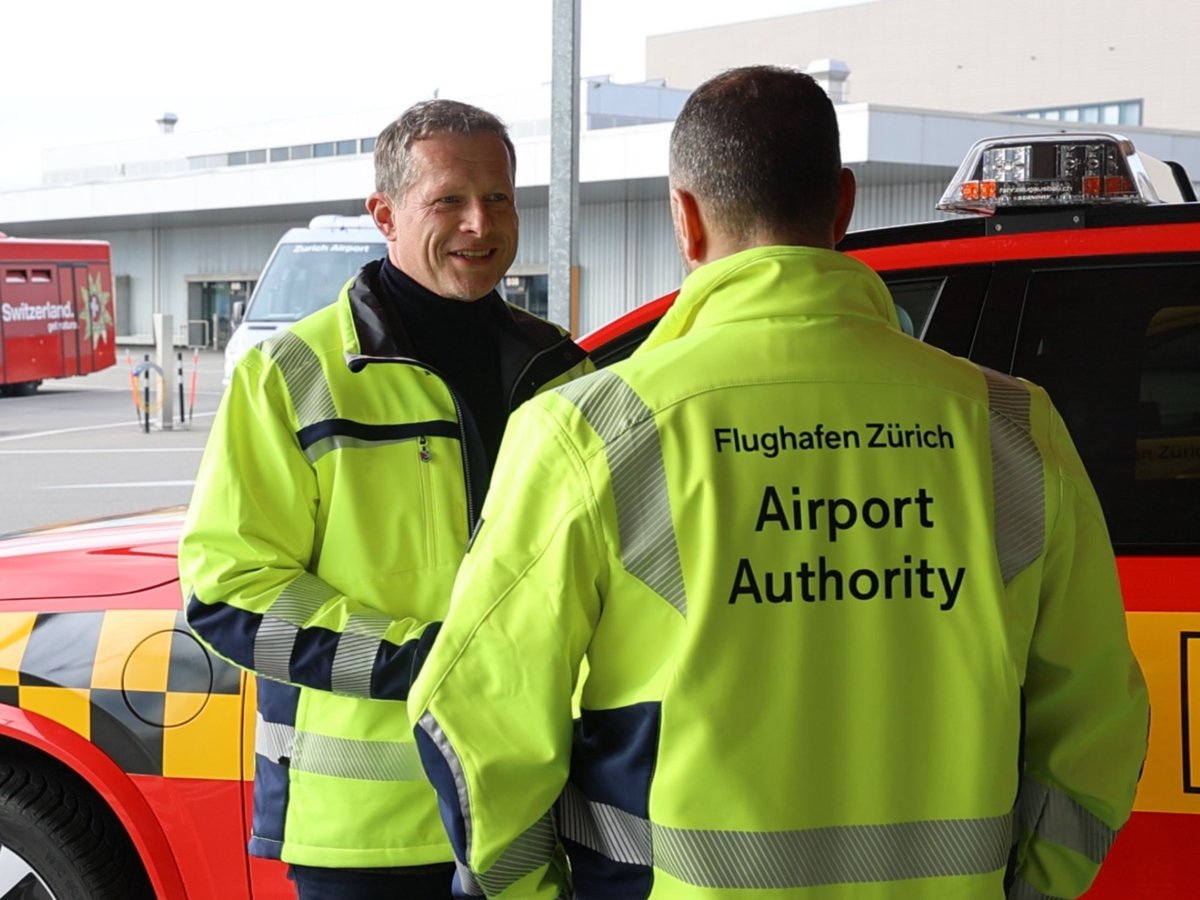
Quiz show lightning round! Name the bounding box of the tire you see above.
[0,382,39,397]
[0,759,154,900]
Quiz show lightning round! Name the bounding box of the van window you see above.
[246,242,384,323]
[1012,264,1200,550]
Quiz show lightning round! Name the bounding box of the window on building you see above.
[314,142,335,158]
[336,139,357,156]
[247,149,266,164]
[227,151,249,166]
[290,144,313,160]
[503,274,548,320]
[188,154,225,170]
[1009,99,1143,127]
[361,137,376,153]
[270,147,290,162]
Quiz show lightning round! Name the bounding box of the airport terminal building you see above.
[2,0,1198,345]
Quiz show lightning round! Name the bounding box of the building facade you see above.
[648,0,1200,132]
[2,2,1198,345]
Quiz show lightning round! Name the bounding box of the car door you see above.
[982,257,1200,899]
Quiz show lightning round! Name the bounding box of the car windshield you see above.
[246,241,383,322]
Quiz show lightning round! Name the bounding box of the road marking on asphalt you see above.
[0,412,216,444]
[0,448,204,455]
[42,481,196,490]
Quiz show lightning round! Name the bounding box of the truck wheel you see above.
[0,759,153,900]
[0,381,39,397]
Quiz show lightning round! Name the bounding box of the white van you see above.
[223,214,386,383]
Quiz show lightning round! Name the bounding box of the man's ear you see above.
[366,192,396,240]
[670,187,705,268]
[832,167,857,244]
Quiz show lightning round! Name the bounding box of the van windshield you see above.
[246,241,383,322]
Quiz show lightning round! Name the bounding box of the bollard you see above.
[177,352,186,426]
[189,348,200,425]
[126,352,141,426]
[142,354,151,434]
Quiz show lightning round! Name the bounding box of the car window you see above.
[885,277,943,338]
[879,267,990,359]
[1012,263,1200,551]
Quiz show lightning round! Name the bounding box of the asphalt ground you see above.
[0,347,226,536]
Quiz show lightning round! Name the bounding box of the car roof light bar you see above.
[937,132,1191,215]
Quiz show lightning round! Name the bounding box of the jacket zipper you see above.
[349,355,478,534]
[446,389,477,529]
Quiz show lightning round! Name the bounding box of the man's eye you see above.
[487,193,511,203]
[436,196,462,205]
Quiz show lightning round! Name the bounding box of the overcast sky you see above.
[0,0,868,188]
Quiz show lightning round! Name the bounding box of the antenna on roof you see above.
[156,112,179,134]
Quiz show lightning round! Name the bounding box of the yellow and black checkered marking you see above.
[0,608,246,780]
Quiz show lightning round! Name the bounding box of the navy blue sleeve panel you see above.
[186,592,262,671]
[571,702,661,816]
[558,839,649,900]
[389,622,443,698]
[559,703,661,898]
[415,719,471,864]
[288,625,339,691]
[187,591,432,701]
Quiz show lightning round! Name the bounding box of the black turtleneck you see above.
[378,259,506,468]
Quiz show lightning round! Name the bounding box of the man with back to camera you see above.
[406,67,1150,898]
[178,99,590,900]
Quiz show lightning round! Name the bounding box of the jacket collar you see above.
[637,246,899,356]
[338,259,587,408]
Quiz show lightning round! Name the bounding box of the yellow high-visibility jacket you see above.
[409,246,1149,898]
[179,260,590,868]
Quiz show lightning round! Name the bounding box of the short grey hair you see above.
[373,99,516,199]
[670,66,841,241]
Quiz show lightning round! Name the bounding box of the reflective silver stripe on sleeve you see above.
[291,730,424,781]
[1007,876,1059,900]
[475,811,558,896]
[983,368,1044,584]
[557,371,687,616]
[264,330,338,431]
[303,433,416,464]
[558,783,651,865]
[454,860,485,897]
[558,784,1011,889]
[253,572,337,681]
[331,613,392,695]
[255,713,295,764]
[255,714,425,780]
[1015,777,1116,865]
[418,712,475,859]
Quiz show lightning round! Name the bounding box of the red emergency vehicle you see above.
[0,234,116,396]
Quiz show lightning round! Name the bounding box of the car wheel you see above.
[0,759,153,900]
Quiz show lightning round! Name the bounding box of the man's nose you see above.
[459,199,489,234]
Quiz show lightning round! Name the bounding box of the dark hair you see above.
[669,66,842,241]
[374,99,516,198]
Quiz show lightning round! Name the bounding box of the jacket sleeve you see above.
[409,395,601,899]
[179,350,437,702]
[1010,399,1150,899]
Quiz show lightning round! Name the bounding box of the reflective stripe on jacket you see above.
[179,259,591,868]
[409,246,1149,898]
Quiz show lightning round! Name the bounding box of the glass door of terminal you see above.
[189,280,254,348]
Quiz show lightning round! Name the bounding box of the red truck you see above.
[0,233,116,396]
